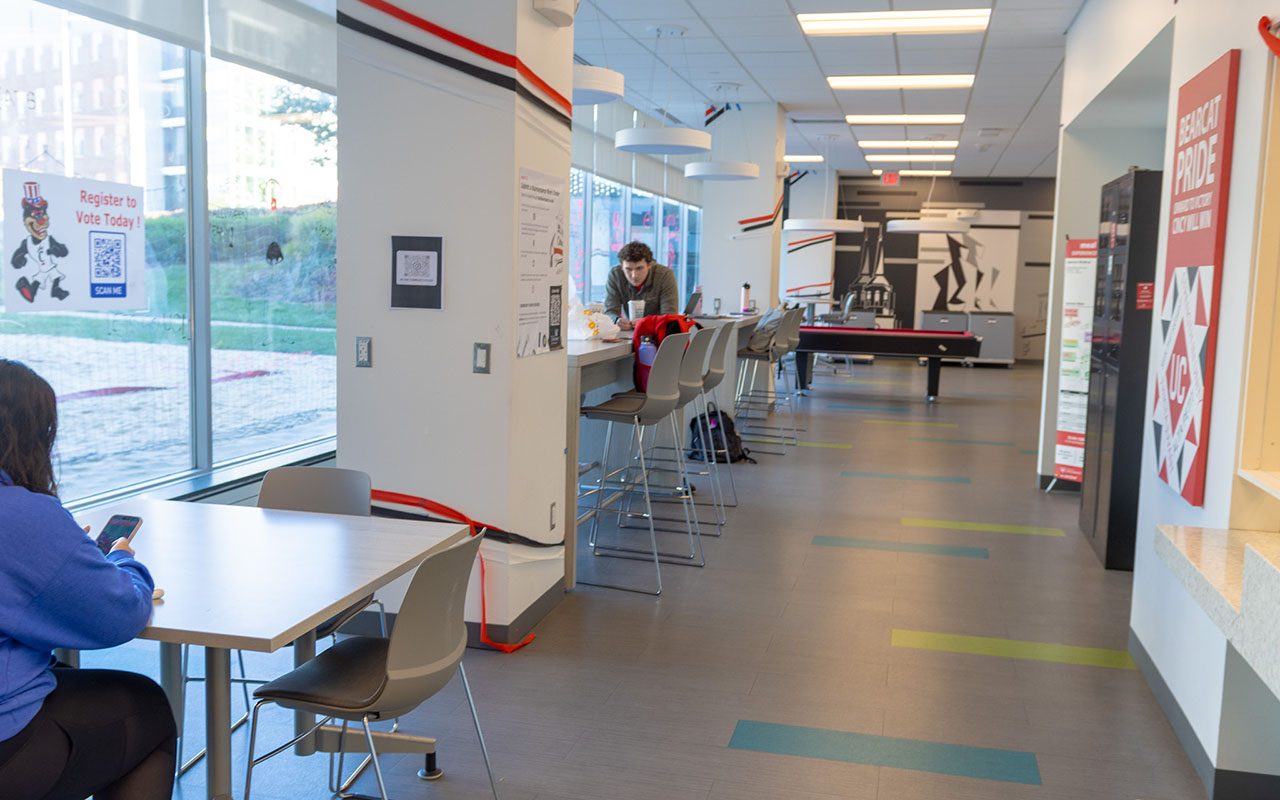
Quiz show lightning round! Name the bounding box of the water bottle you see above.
[741,282,752,313]
[637,336,658,369]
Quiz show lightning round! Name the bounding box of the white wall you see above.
[1063,0,1280,768]
[699,102,784,311]
[571,101,703,206]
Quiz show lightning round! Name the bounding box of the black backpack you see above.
[687,404,754,463]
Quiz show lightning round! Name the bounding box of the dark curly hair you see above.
[0,360,58,497]
[617,241,653,265]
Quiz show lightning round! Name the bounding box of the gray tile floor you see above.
[92,360,1206,799]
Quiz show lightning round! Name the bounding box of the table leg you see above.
[205,646,233,800]
[159,642,184,730]
[795,351,812,391]
[926,357,941,401]
[293,630,317,756]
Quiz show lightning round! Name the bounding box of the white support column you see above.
[697,102,785,312]
[335,0,572,642]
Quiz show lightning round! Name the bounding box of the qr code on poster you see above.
[90,231,125,280]
[395,250,438,286]
[549,287,562,320]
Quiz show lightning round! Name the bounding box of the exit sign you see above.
[881,172,900,186]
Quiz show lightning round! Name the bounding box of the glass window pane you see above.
[206,58,335,463]
[0,3,191,501]
[568,167,585,303]
[589,175,624,304]
[629,188,656,252]
[659,198,681,275]
[684,205,701,299]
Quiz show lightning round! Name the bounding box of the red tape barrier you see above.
[370,489,535,653]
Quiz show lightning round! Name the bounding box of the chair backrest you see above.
[636,331,689,423]
[772,308,803,357]
[701,323,733,389]
[840,293,857,317]
[258,467,371,516]
[677,327,717,404]
[380,532,484,713]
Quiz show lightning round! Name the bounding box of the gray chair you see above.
[616,326,720,537]
[177,466,378,776]
[244,533,497,800]
[818,293,856,324]
[735,308,803,452]
[578,332,694,595]
[696,322,741,508]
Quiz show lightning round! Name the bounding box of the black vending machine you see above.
[1078,168,1163,570]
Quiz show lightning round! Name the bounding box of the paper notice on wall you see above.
[3,169,146,312]
[1054,238,1097,482]
[516,168,566,357]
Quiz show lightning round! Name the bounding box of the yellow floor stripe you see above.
[901,518,1065,537]
[892,629,1137,670]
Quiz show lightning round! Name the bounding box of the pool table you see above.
[794,326,984,401]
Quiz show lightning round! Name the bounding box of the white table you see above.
[789,296,839,324]
[76,498,469,800]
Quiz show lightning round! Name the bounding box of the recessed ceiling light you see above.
[900,169,952,176]
[828,74,975,90]
[865,154,957,162]
[871,169,883,175]
[783,155,825,163]
[798,9,991,36]
[847,114,966,125]
[858,140,959,149]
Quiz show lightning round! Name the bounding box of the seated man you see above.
[604,241,679,330]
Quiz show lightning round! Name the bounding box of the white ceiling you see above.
[574,0,1084,178]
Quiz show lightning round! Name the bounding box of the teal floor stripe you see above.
[828,404,910,413]
[842,471,970,484]
[1020,449,1037,455]
[729,720,1042,785]
[813,535,989,559]
[908,437,1015,446]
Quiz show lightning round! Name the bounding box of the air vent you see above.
[979,128,1004,137]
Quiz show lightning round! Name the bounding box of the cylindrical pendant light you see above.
[784,218,865,233]
[573,64,625,106]
[616,126,712,155]
[684,160,759,181]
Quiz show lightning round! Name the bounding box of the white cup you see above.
[627,299,645,320]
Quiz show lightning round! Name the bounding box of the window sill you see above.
[66,439,336,513]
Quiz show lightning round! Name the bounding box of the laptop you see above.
[682,291,702,316]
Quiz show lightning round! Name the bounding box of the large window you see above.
[0,1,336,502]
[206,58,336,463]
[569,166,700,306]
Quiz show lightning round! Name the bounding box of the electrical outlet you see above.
[473,342,491,374]
[355,337,372,368]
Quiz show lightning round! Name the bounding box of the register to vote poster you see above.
[516,168,565,358]
[2,169,146,312]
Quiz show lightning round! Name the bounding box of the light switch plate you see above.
[473,342,491,374]
[355,337,372,368]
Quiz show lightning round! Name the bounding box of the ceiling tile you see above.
[716,34,811,52]
[588,0,696,20]
[702,16,801,38]
[689,0,790,15]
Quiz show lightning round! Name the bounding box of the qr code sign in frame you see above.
[89,229,127,298]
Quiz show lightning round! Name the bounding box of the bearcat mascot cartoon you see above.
[11,181,70,302]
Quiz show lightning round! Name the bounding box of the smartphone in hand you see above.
[96,514,142,555]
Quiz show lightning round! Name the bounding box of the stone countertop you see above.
[1156,525,1280,696]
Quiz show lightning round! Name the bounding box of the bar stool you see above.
[697,321,741,508]
[624,326,723,536]
[736,307,803,453]
[578,332,699,595]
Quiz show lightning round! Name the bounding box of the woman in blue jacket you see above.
[0,360,176,799]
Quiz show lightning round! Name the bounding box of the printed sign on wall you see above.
[1054,238,1097,482]
[3,169,146,312]
[1152,50,1240,507]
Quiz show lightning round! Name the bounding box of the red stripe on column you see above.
[737,195,783,225]
[353,0,571,114]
